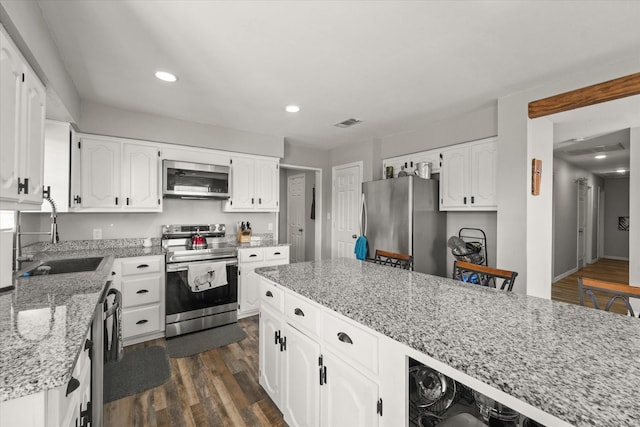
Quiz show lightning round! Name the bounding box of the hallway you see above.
[552,258,630,314]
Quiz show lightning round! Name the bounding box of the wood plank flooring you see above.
[551,258,630,314]
[104,316,287,427]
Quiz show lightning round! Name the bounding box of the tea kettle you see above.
[191,228,205,247]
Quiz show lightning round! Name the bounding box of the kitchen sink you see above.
[22,257,105,276]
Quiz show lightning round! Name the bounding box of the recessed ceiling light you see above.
[616,169,626,173]
[285,105,300,113]
[595,154,607,159]
[155,71,177,82]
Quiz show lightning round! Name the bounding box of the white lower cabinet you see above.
[259,302,284,404]
[238,246,289,318]
[259,277,382,427]
[114,254,165,346]
[282,324,321,427]
[321,349,379,427]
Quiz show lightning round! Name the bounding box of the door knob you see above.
[299,228,303,232]
[352,234,357,239]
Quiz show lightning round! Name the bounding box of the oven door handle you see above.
[166,259,238,272]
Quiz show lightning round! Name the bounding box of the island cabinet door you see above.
[282,323,321,427]
[259,304,284,406]
[320,350,379,427]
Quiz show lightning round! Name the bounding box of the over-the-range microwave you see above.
[163,160,230,199]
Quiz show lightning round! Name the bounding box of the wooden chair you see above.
[374,249,413,270]
[452,260,518,292]
[577,277,640,317]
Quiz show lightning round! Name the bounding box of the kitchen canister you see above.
[415,162,432,179]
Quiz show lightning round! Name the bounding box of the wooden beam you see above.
[528,72,640,119]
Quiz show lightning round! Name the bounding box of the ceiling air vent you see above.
[334,118,363,128]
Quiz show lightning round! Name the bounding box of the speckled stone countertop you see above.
[255,258,640,427]
[0,240,164,402]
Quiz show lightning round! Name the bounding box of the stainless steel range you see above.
[162,224,238,338]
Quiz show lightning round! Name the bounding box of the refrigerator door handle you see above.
[360,192,367,236]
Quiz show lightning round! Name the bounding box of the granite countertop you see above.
[255,258,640,427]
[0,240,164,403]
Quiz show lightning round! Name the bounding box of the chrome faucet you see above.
[13,191,59,271]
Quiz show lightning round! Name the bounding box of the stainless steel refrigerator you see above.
[362,176,446,276]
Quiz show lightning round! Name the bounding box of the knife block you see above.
[237,229,252,243]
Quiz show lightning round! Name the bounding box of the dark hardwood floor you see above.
[104,316,287,427]
[552,258,630,314]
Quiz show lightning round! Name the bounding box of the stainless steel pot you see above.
[415,162,432,179]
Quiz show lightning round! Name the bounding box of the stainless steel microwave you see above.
[163,160,230,199]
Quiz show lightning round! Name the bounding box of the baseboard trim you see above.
[553,267,578,283]
[603,256,630,261]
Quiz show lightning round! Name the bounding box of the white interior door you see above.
[288,174,305,263]
[332,162,363,259]
[577,182,587,268]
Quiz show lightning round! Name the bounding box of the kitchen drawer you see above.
[285,291,320,338]
[322,310,379,375]
[264,246,289,262]
[123,304,161,338]
[122,275,161,307]
[121,256,162,276]
[260,278,284,313]
[239,248,264,263]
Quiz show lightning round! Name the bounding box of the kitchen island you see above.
[255,258,640,427]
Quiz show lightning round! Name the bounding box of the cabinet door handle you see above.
[259,198,262,204]
[137,264,149,269]
[471,196,475,204]
[251,197,255,204]
[337,332,353,344]
[273,252,281,255]
[294,308,305,317]
[136,319,148,325]
[265,290,273,297]
[115,197,119,205]
[463,196,467,204]
[249,254,258,258]
[126,197,130,205]
[136,289,149,294]
[66,376,80,396]
[275,330,281,345]
[111,271,116,276]
[18,177,29,194]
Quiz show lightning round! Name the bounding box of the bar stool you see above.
[374,249,413,270]
[452,260,518,291]
[577,277,640,317]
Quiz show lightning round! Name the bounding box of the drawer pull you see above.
[249,254,258,258]
[337,332,353,344]
[265,290,273,297]
[136,319,149,325]
[136,289,149,294]
[294,308,305,317]
[274,252,281,255]
[137,264,149,269]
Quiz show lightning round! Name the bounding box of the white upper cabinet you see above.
[225,156,279,212]
[439,137,497,211]
[73,134,161,212]
[0,27,46,209]
[122,143,160,209]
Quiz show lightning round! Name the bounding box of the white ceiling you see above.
[37,1,640,150]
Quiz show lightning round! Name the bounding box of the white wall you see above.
[604,177,630,259]
[498,57,640,296]
[0,1,80,122]
[80,101,284,158]
[22,198,276,244]
[630,127,640,289]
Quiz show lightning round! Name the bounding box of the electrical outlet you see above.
[268,223,273,231]
[93,229,102,240]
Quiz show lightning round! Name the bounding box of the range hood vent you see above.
[334,118,363,128]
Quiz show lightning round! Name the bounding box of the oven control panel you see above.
[162,224,226,237]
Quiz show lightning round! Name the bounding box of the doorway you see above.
[278,164,322,262]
